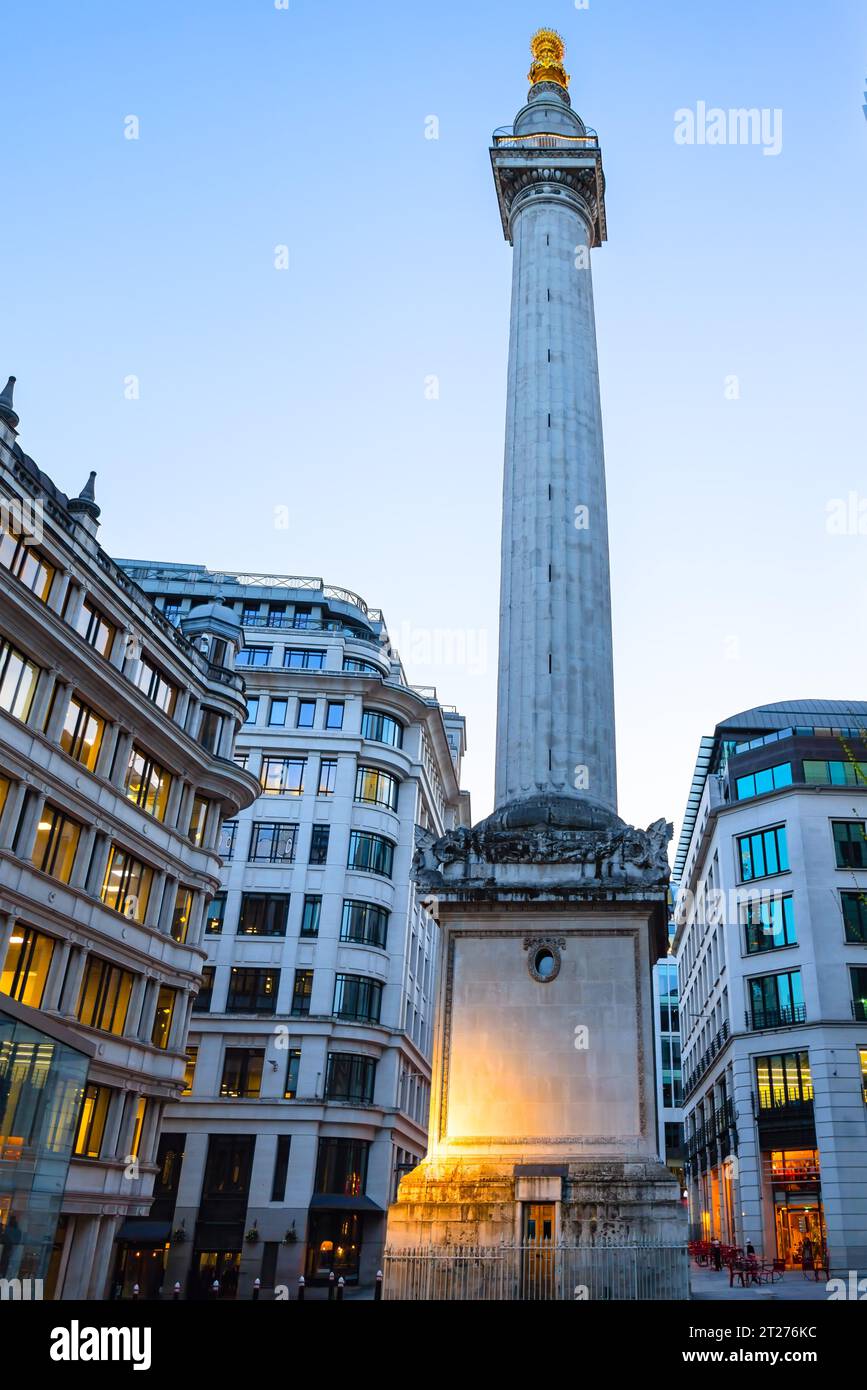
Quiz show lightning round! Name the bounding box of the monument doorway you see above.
[522,1203,555,1299]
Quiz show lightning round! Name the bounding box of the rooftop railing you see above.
[492,126,599,149]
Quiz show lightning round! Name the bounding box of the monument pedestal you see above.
[383,815,689,1299]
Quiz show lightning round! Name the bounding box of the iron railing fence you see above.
[383,1240,689,1302]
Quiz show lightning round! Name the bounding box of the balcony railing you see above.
[492,126,599,149]
[747,1003,807,1031]
[682,1020,730,1100]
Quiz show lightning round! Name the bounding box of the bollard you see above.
[211,1279,220,1301]
[252,1277,261,1302]
[297,1275,305,1303]
[173,1282,181,1301]
[328,1270,335,1301]
[132,1284,140,1301]
[375,1270,383,1301]
[336,1276,344,1302]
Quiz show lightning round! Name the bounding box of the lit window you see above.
[220,1048,264,1098]
[130,1097,148,1157]
[32,806,81,884]
[205,893,226,934]
[0,521,54,602]
[0,926,55,1008]
[77,957,134,1035]
[182,1046,198,1095]
[355,765,399,811]
[100,844,153,922]
[74,1084,112,1158]
[67,596,115,657]
[238,893,290,936]
[171,887,194,944]
[55,693,105,772]
[0,637,41,723]
[124,746,172,821]
[133,655,177,716]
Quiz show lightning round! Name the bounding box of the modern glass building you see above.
[0,995,93,1289]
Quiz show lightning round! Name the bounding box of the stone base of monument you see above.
[383,1157,688,1300]
[382,811,689,1300]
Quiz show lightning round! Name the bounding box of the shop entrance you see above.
[190,1249,241,1299]
[769,1149,825,1268]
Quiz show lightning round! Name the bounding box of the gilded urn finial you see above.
[528,28,569,89]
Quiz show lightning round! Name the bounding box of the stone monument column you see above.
[383,32,687,1300]
[493,40,616,823]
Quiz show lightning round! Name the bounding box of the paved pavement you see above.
[690,1265,833,1301]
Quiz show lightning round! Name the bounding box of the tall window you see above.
[291,969,313,1017]
[284,1049,301,1100]
[355,766,399,811]
[300,895,321,937]
[77,957,134,1035]
[738,825,789,882]
[272,1135,292,1200]
[31,806,81,883]
[360,709,403,748]
[124,746,172,821]
[325,1053,376,1104]
[260,757,306,797]
[340,901,389,949]
[151,986,177,1049]
[198,708,222,754]
[202,1135,255,1198]
[55,693,105,771]
[226,968,279,1014]
[326,702,344,730]
[833,821,867,870]
[182,1047,198,1094]
[193,967,215,1012]
[244,696,260,725]
[742,894,796,954]
[850,966,867,1022]
[220,821,238,859]
[314,1137,370,1196]
[318,758,338,795]
[0,637,41,722]
[755,1052,813,1110]
[73,1084,112,1158]
[171,887,194,943]
[238,893,290,936]
[841,891,867,944]
[249,822,297,863]
[68,596,115,657]
[347,830,394,879]
[1,926,55,1008]
[748,969,804,1029]
[296,700,316,728]
[133,655,177,716]
[220,1049,264,1098]
[268,698,287,726]
[101,845,153,923]
[188,795,211,846]
[735,763,793,800]
[309,824,330,864]
[0,523,54,601]
[333,973,382,1024]
[130,1097,148,1159]
[284,649,325,670]
[205,893,226,934]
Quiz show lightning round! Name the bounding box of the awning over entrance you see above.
[308,1195,383,1213]
[116,1220,172,1243]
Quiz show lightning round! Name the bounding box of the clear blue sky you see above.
[3,0,867,847]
